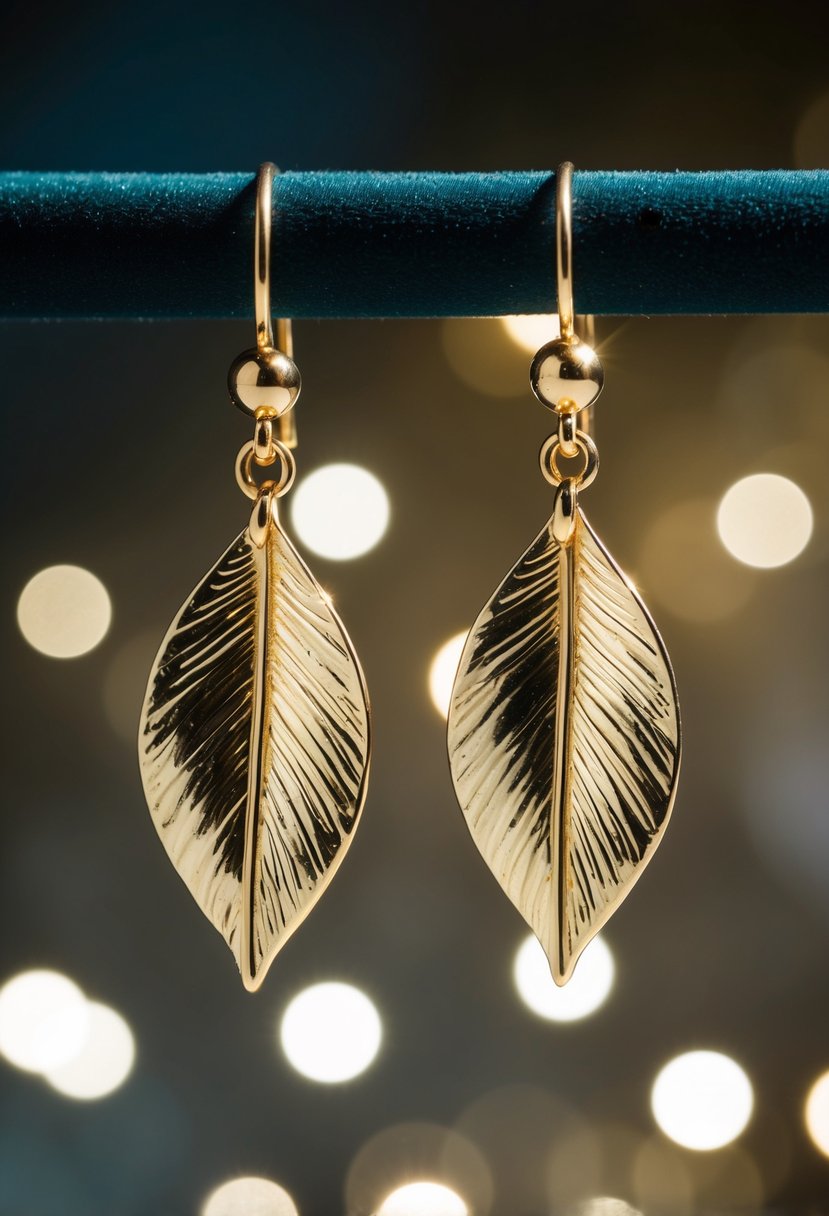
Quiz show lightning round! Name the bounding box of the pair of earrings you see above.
[138,163,681,993]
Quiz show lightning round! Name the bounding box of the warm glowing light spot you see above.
[428,631,467,718]
[513,934,614,1022]
[0,970,90,1073]
[794,90,829,167]
[44,1002,135,1100]
[651,1050,753,1150]
[377,1180,468,1216]
[575,1200,643,1216]
[279,982,381,1083]
[639,499,755,623]
[500,314,560,353]
[717,474,813,568]
[17,565,112,658]
[201,1176,298,1216]
[805,1069,829,1158]
[631,1136,693,1215]
[102,630,160,743]
[290,463,390,560]
[441,319,526,398]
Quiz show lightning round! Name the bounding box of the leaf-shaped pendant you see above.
[138,490,370,991]
[448,481,680,984]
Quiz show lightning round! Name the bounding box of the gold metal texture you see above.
[447,488,680,984]
[448,161,680,985]
[556,162,575,342]
[139,162,368,991]
[530,335,604,413]
[235,438,297,500]
[138,491,371,991]
[227,346,301,420]
[228,162,299,448]
[539,430,599,490]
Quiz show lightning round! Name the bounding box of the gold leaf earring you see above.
[447,163,681,985]
[138,164,371,992]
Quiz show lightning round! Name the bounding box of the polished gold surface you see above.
[448,161,680,984]
[139,162,370,990]
[556,162,575,342]
[539,430,599,490]
[447,490,681,984]
[530,334,604,412]
[254,162,277,355]
[138,492,371,991]
[227,162,298,449]
[227,346,301,418]
[235,438,297,502]
[531,169,604,414]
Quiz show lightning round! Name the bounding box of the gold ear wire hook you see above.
[255,162,297,448]
[530,163,603,444]
[555,162,599,438]
[556,161,575,344]
[254,162,276,353]
[228,165,300,444]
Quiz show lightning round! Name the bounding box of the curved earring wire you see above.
[255,161,297,447]
[555,161,575,343]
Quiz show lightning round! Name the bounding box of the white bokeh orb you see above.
[290,463,390,560]
[651,1050,753,1150]
[0,969,90,1073]
[716,473,813,569]
[44,1001,135,1100]
[501,314,560,353]
[17,564,112,658]
[377,1180,468,1216]
[279,982,382,1083]
[513,934,615,1022]
[805,1069,829,1159]
[202,1176,298,1216]
[428,631,468,719]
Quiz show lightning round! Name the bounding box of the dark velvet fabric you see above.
[1,170,828,318]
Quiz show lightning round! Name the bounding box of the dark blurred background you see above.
[1,2,828,1213]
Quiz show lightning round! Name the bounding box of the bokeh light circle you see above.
[651,1050,753,1150]
[794,90,829,167]
[500,314,559,353]
[44,1002,135,1100]
[441,318,526,398]
[377,1180,468,1216]
[279,982,381,1083]
[290,463,390,560]
[575,1201,643,1216]
[513,934,614,1022]
[716,474,813,568]
[805,1069,829,1158]
[17,564,112,658]
[0,969,90,1073]
[428,631,467,718]
[201,1176,298,1216]
[638,498,755,624]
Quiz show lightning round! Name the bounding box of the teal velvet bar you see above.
[1,170,828,318]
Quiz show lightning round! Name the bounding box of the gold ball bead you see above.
[227,347,301,417]
[530,336,604,412]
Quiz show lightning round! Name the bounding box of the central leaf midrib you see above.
[550,518,577,983]
[241,534,273,990]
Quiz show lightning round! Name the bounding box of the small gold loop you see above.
[557,409,578,458]
[254,415,275,464]
[556,162,575,342]
[540,430,599,490]
[235,439,296,500]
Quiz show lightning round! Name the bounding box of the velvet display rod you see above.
[1,170,828,319]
